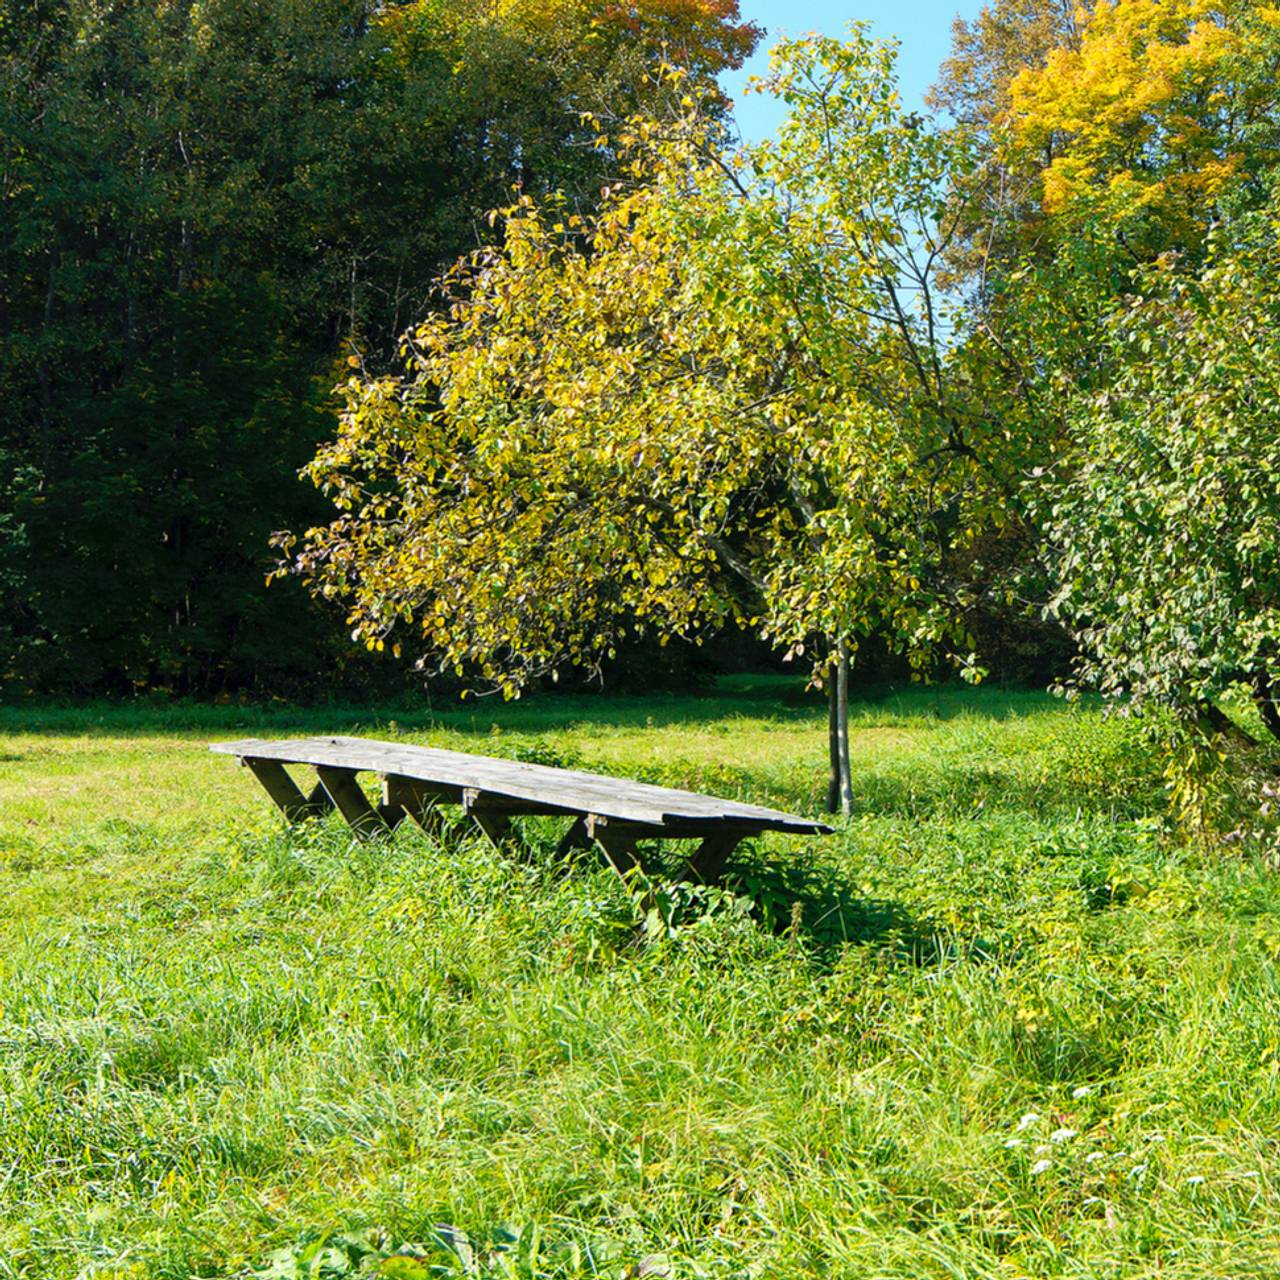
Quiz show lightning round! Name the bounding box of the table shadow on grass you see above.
[651,848,967,970]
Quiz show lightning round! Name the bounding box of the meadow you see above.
[2,677,1279,1278]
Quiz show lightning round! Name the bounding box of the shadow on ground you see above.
[646,846,958,969]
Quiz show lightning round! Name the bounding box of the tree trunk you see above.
[826,641,854,816]
[836,640,853,815]
[827,675,840,814]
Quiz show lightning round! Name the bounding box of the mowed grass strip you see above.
[1,679,1279,1278]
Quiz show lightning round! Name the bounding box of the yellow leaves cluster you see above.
[285,31,1012,693]
[1006,0,1274,240]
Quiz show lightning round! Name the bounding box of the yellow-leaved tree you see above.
[279,31,1039,813]
[1005,0,1280,253]
[957,0,1280,830]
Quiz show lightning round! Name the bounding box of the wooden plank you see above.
[315,765,388,838]
[216,737,798,827]
[211,736,832,835]
[579,817,758,840]
[385,775,463,811]
[218,738,822,889]
[462,787,568,817]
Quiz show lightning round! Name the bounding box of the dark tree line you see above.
[0,0,757,695]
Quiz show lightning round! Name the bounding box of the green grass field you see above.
[3,678,1279,1278]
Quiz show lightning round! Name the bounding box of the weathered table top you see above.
[211,734,831,835]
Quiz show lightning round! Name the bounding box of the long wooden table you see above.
[211,734,832,882]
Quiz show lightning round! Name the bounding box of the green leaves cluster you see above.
[1048,216,1280,734]
[250,1222,653,1280]
[286,5,1280,820]
[289,32,1026,698]
[0,0,757,694]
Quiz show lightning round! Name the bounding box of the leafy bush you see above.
[1047,213,1280,830]
[248,1223,664,1280]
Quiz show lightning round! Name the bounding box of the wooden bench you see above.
[211,735,832,883]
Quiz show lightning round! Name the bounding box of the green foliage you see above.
[287,30,1033,698]
[250,1222,647,1279]
[924,0,1280,817]
[1046,213,1280,753]
[0,0,758,695]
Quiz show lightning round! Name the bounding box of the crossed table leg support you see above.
[239,758,746,884]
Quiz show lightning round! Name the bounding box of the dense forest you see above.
[7,0,1280,822]
[0,0,757,695]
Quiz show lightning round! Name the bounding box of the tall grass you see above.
[1,679,1278,1277]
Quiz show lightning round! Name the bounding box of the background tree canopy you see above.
[281,0,1280,816]
[0,0,757,695]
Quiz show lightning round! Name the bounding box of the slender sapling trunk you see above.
[827,676,840,814]
[836,640,853,815]
[826,641,854,816]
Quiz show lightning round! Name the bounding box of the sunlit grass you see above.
[2,678,1279,1278]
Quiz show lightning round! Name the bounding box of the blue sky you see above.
[721,0,985,142]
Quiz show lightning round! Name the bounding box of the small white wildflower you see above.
[1149,1135,1165,1145]
[1186,1176,1205,1186]
[1242,1171,1260,1179]
[1034,1144,1052,1155]
[1051,1127,1079,1144]
[1072,1085,1093,1099]
[1016,1112,1039,1131]
[1082,1196,1102,1206]
[1129,1163,1149,1179]
[1030,1159,1053,1175]
[1004,1138,1024,1149]
[1085,1151,1107,1164]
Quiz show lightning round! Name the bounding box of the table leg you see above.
[555,815,591,858]
[593,827,643,877]
[315,766,388,838]
[680,833,741,884]
[244,758,332,823]
[471,811,512,851]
